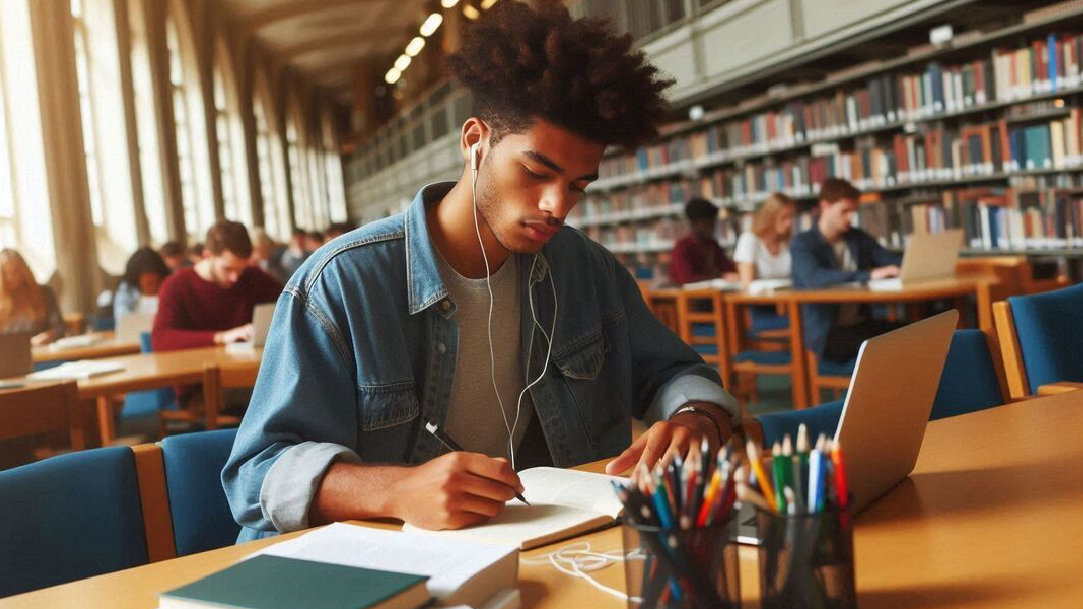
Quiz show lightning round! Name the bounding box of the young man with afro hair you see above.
[224,0,739,540]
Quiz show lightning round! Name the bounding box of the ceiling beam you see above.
[275,28,395,59]
[238,0,367,33]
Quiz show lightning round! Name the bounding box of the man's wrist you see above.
[669,402,731,445]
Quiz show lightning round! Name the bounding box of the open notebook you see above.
[402,467,624,550]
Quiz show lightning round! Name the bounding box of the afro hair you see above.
[446,0,674,149]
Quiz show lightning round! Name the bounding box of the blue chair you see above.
[160,428,240,556]
[0,447,148,597]
[995,283,1083,399]
[122,332,176,419]
[756,329,1006,446]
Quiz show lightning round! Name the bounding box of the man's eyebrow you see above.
[522,150,597,181]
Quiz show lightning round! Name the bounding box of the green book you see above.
[159,555,430,609]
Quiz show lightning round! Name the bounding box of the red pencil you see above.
[830,441,849,509]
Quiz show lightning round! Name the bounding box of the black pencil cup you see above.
[621,516,741,609]
[755,506,857,609]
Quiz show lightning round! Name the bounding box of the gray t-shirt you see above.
[436,251,533,460]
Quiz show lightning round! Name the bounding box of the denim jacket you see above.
[222,182,738,542]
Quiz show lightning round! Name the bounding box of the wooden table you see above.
[32,332,141,364]
[16,346,262,445]
[7,391,1081,608]
[726,276,993,406]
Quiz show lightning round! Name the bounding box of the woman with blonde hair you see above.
[0,249,65,345]
[733,192,796,283]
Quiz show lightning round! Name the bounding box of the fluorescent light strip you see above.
[405,36,425,57]
[419,13,443,37]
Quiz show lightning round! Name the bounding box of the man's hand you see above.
[870,265,900,280]
[215,323,254,344]
[605,403,732,475]
[388,452,524,530]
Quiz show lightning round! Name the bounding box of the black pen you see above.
[425,419,530,504]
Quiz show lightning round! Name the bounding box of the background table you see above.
[32,332,140,364]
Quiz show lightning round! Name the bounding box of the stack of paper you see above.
[27,359,125,381]
[48,334,104,350]
[253,523,518,608]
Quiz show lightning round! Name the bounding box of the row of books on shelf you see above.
[596,30,1083,184]
[857,188,1083,251]
[692,114,1083,203]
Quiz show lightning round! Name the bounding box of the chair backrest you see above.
[758,330,1007,446]
[201,364,258,430]
[1004,283,1083,396]
[0,381,83,452]
[0,447,149,597]
[929,329,1006,419]
[159,428,241,556]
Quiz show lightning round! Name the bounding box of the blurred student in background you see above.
[152,220,281,351]
[669,197,738,285]
[113,247,171,319]
[0,249,65,345]
[159,241,188,272]
[734,193,795,283]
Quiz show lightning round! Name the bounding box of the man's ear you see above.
[460,118,490,166]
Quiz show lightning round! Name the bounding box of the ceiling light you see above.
[480,0,497,8]
[463,5,480,19]
[405,36,425,57]
[419,13,443,37]
[385,67,401,84]
[441,0,460,7]
[394,54,411,71]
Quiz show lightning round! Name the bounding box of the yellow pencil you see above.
[745,439,778,511]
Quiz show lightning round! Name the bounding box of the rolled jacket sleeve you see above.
[221,283,360,538]
[644,371,740,425]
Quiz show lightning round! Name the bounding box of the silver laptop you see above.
[226,303,275,352]
[736,310,958,544]
[868,229,963,289]
[0,333,33,379]
[115,313,155,344]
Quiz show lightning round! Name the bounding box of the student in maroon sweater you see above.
[152,220,282,351]
[669,197,738,285]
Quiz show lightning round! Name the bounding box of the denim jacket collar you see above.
[404,183,454,315]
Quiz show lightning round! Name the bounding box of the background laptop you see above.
[736,310,958,544]
[226,303,275,352]
[0,333,34,379]
[868,229,964,290]
[115,313,155,344]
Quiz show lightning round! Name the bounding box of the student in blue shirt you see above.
[791,178,902,363]
[223,0,739,541]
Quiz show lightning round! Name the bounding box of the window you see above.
[0,0,55,275]
[166,4,214,242]
[129,0,167,244]
[214,39,252,228]
[254,89,290,242]
[71,0,104,227]
[286,113,311,230]
[322,110,347,223]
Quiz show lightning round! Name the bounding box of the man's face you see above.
[208,251,249,288]
[691,218,716,240]
[820,198,858,235]
[473,120,605,254]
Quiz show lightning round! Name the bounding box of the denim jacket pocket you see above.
[554,330,622,445]
[356,382,420,431]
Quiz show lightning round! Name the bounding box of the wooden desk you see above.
[728,277,992,406]
[7,391,1081,608]
[16,346,262,445]
[32,332,141,364]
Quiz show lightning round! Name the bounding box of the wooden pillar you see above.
[28,0,101,313]
[113,0,151,246]
[239,42,265,229]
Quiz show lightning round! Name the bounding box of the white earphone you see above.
[468,137,557,469]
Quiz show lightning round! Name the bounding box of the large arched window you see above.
[127,0,166,245]
[71,0,138,272]
[213,36,252,227]
[166,0,213,242]
[253,67,290,241]
[285,95,312,230]
[0,0,55,276]
[322,108,348,223]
